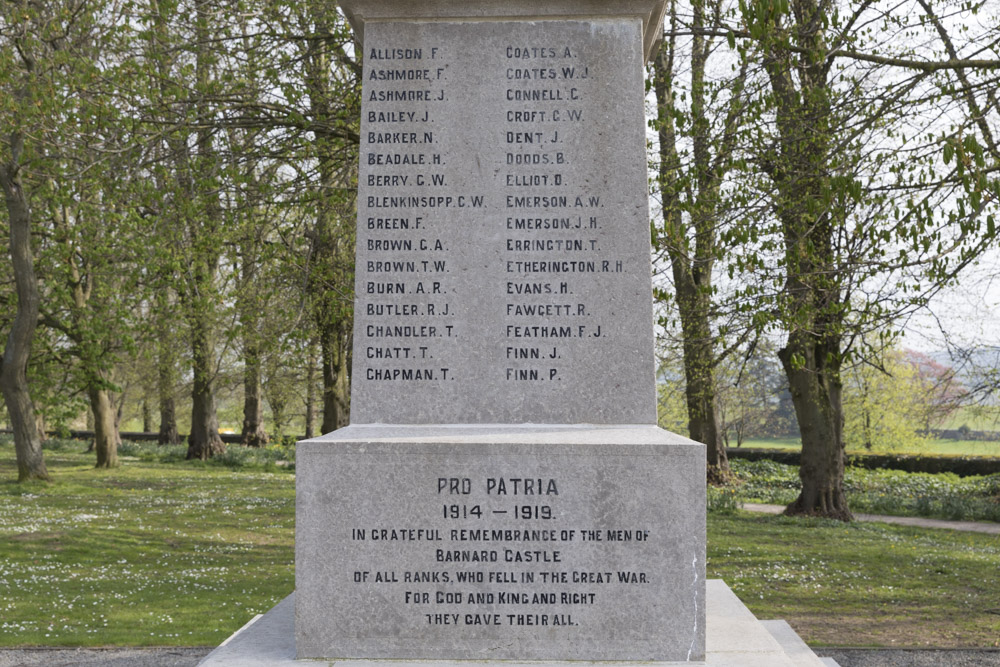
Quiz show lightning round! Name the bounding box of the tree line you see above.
[1,0,361,477]
[2,0,999,521]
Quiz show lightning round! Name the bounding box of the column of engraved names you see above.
[361,44,457,384]
[347,474,654,629]
[501,42,614,385]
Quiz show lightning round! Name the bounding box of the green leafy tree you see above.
[0,0,140,473]
[714,0,1000,518]
[843,347,929,452]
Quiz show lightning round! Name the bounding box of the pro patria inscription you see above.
[352,20,656,425]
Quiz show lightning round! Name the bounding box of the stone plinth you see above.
[296,425,705,662]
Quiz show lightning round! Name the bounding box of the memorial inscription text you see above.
[344,468,655,631]
[352,20,655,424]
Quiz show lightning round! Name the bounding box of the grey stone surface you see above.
[296,425,705,661]
[200,581,838,666]
[351,18,657,425]
[703,581,795,667]
[760,620,830,667]
[339,0,669,62]
[0,647,211,667]
[295,3,704,663]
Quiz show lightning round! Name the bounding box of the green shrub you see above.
[40,437,81,452]
[707,486,741,514]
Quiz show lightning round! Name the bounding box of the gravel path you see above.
[743,503,1000,534]
[0,647,210,667]
[818,648,1000,666]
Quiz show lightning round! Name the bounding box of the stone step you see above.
[704,580,796,666]
[760,619,836,667]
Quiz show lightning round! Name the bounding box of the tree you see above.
[0,58,49,479]
[731,0,999,518]
[136,0,231,459]
[653,0,999,518]
[153,290,181,445]
[903,349,967,432]
[842,347,929,452]
[651,0,755,481]
[0,0,103,479]
[716,338,790,446]
[295,3,359,433]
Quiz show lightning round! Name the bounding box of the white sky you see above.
[902,246,1000,353]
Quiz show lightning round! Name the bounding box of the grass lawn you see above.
[710,512,1000,648]
[727,459,1000,522]
[2,440,999,648]
[0,441,294,646]
[740,437,1000,458]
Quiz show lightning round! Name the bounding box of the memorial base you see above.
[296,425,704,661]
[197,581,839,667]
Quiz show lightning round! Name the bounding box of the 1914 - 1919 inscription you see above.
[351,20,656,425]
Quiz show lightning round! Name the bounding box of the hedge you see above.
[726,447,1000,477]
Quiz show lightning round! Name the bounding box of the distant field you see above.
[738,438,1000,458]
[939,406,1000,432]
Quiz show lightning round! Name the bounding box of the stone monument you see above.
[295,1,706,661]
[199,2,838,665]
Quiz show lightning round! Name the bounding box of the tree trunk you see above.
[156,294,180,445]
[652,21,730,482]
[761,0,850,520]
[240,343,268,447]
[676,275,728,482]
[157,360,179,445]
[320,321,350,433]
[0,132,49,482]
[181,0,225,461]
[779,334,851,520]
[186,311,224,459]
[89,383,119,468]
[142,397,153,433]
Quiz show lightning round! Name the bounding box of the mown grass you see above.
[709,513,1000,647]
[740,437,1000,457]
[2,439,999,648]
[0,439,294,646]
